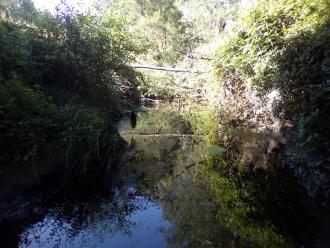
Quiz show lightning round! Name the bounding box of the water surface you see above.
[0,104,328,248]
[4,105,209,248]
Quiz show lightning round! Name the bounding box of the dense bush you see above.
[0,1,142,168]
[0,77,61,162]
[214,0,330,158]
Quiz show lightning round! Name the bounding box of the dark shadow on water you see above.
[0,170,172,248]
[206,126,330,248]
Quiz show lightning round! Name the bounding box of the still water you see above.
[20,192,172,248]
[7,105,212,248]
[0,105,328,248]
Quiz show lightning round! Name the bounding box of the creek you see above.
[0,104,328,248]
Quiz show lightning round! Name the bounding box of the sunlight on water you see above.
[20,193,172,248]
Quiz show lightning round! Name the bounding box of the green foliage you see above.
[109,0,193,65]
[0,77,60,162]
[214,0,330,157]
[136,0,193,64]
[201,168,290,248]
[0,1,142,167]
[55,104,125,181]
[198,147,320,248]
[178,0,240,43]
[0,0,37,22]
[1,3,142,104]
[138,72,176,98]
[125,104,192,134]
[182,105,218,142]
[215,0,329,87]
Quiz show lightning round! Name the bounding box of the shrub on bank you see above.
[0,2,141,173]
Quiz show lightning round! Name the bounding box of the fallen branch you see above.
[131,64,208,73]
[172,160,206,179]
[120,133,204,137]
[141,96,161,101]
[169,78,194,89]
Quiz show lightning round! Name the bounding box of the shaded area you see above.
[204,126,330,247]
[0,105,329,248]
[275,14,330,199]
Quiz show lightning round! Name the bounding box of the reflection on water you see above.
[20,188,172,248]
[0,104,328,248]
[5,105,205,248]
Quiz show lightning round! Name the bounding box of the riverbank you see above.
[179,101,330,247]
[0,4,142,181]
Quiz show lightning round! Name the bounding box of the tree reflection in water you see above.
[1,105,326,248]
[19,185,172,248]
